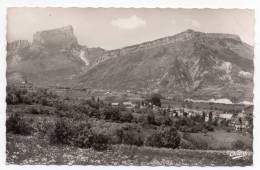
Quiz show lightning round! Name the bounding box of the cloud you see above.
[111,15,146,30]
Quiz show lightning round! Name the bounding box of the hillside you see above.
[77,29,254,102]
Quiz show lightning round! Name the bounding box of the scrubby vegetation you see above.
[145,126,180,149]
[6,85,253,165]
[6,113,33,135]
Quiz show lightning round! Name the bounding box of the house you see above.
[219,113,233,120]
[111,102,119,107]
[123,101,136,109]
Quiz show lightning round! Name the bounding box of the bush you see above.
[71,126,93,148]
[204,123,214,132]
[49,118,73,145]
[145,132,162,147]
[6,93,19,105]
[30,107,53,115]
[145,126,180,149]
[6,86,21,105]
[91,132,109,151]
[6,113,33,135]
[49,118,109,150]
[232,140,251,151]
[120,112,133,123]
[147,113,157,125]
[36,118,54,138]
[116,124,143,146]
[20,93,33,105]
[31,107,42,115]
[100,107,120,121]
[155,115,173,126]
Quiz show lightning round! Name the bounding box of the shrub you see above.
[71,126,93,148]
[49,118,109,150]
[20,93,33,105]
[36,118,54,138]
[30,107,53,115]
[6,93,19,105]
[49,118,73,145]
[232,140,251,151]
[39,97,48,106]
[120,112,133,123]
[6,113,33,135]
[31,107,40,114]
[91,132,109,151]
[6,86,21,105]
[155,115,173,126]
[204,123,214,132]
[145,126,180,149]
[190,124,204,133]
[100,107,120,121]
[116,124,143,146]
[147,113,157,125]
[145,132,162,147]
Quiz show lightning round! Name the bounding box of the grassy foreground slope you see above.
[7,134,252,166]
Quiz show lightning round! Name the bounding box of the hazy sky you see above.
[7,8,254,50]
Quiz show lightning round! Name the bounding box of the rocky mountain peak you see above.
[32,25,78,49]
[7,40,30,51]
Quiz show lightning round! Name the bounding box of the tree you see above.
[209,112,213,122]
[202,111,206,122]
[91,95,96,101]
[150,93,162,107]
[238,117,243,132]
[147,113,156,125]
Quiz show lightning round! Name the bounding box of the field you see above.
[182,131,252,150]
[5,85,253,166]
[7,134,252,166]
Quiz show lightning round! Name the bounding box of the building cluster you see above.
[111,98,253,133]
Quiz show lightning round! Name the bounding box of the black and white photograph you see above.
[2,6,257,166]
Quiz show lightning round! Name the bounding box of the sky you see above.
[7,8,254,50]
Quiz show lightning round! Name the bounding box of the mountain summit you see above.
[32,25,78,50]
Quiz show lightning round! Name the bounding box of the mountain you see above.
[77,29,254,102]
[7,25,106,86]
[7,27,254,102]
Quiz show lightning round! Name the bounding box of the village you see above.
[14,83,254,134]
[107,91,254,134]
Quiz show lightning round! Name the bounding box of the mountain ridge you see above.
[6,26,254,102]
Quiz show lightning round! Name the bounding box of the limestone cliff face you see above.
[32,25,78,50]
[7,40,31,51]
[92,29,246,66]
